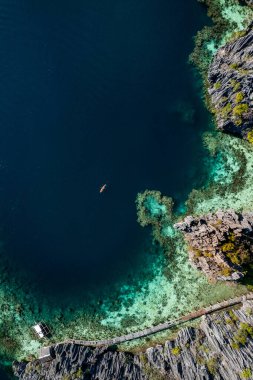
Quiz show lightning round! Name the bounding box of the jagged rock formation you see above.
[13,300,253,380]
[208,23,253,140]
[14,345,145,380]
[174,210,253,281]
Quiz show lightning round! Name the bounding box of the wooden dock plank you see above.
[51,293,253,350]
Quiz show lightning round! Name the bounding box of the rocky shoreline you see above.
[13,300,253,380]
[174,210,253,282]
[208,22,253,140]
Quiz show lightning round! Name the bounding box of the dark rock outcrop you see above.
[208,23,253,140]
[245,0,253,7]
[174,210,253,281]
[13,300,253,380]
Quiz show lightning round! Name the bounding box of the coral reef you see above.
[13,300,253,380]
[185,130,253,215]
[190,0,253,77]
[136,190,173,246]
[174,210,253,281]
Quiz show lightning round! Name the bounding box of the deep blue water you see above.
[0,367,9,380]
[0,0,209,299]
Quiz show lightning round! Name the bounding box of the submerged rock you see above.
[208,23,253,140]
[174,210,253,281]
[13,300,253,380]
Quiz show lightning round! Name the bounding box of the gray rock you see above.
[245,0,253,7]
[174,210,253,281]
[208,23,253,139]
[13,301,253,380]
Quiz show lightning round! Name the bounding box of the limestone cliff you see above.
[13,300,253,380]
[174,210,253,281]
[208,23,253,141]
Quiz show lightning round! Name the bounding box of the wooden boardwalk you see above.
[53,293,253,348]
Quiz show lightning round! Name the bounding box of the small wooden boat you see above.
[100,183,107,193]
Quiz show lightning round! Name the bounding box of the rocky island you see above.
[174,210,253,282]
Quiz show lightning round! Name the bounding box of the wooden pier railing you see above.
[50,293,253,349]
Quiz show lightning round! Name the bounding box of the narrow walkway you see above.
[54,293,253,348]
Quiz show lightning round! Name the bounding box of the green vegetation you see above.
[228,248,250,265]
[235,92,244,103]
[241,368,252,379]
[228,232,236,242]
[235,118,243,126]
[206,357,218,375]
[233,322,253,346]
[240,323,253,336]
[220,96,228,103]
[225,317,233,325]
[221,242,235,252]
[247,130,253,144]
[229,310,238,322]
[226,251,241,265]
[219,231,251,266]
[199,344,209,353]
[233,330,247,345]
[230,79,241,92]
[229,30,247,42]
[74,367,83,378]
[140,353,167,380]
[221,267,232,276]
[203,251,213,258]
[171,346,181,356]
[233,83,241,92]
[233,103,249,117]
[238,69,250,76]
[193,248,202,257]
[62,376,71,380]
[231,341,240,350]
[219,103,232,118]
[229,63,239,70]
[214,81,222,90]
[227,250,241,265]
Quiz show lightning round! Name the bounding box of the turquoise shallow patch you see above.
[144,196,167,217]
